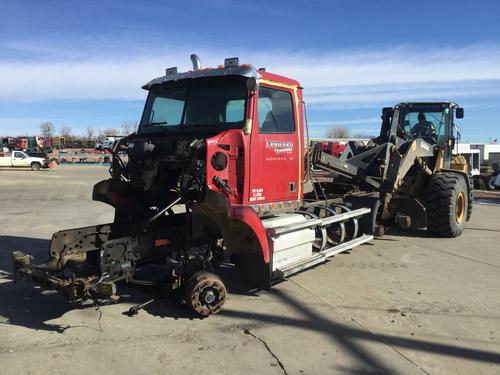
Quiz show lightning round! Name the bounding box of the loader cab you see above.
[393,102,464,167]
[394,102,463,146]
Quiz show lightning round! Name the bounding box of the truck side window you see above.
[258,87,295,133]
[14,151,26,159]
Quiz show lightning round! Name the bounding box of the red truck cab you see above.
[140,62,305,213]
[203,70,305,212]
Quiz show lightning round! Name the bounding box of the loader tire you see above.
[425,172,468,238]
[185,271,226,316]
[466,172,473,222]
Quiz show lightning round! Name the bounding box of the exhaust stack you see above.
[190,54,201,70]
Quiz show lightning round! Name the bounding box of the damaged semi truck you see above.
[12,55,472,316]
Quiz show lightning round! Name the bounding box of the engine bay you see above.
[113,136,207,203]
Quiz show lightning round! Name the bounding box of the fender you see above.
[227,204,270,264]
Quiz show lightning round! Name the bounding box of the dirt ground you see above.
[1,165,499,375]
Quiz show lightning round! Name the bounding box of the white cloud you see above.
[308,118,381,127]
[264,47,500,87]
[0,44,500,107]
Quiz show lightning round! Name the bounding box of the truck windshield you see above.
[139,77,247,134]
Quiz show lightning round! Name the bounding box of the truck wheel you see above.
[30,162,41,171]
[425,173,468,237]
[487,175,497,190]
[185,271,226,316]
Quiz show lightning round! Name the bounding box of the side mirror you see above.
[382,107,393,117]
[246,77,259,92]
[456,107,464,119]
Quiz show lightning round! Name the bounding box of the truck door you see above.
[12,151,28,166]
[248,83,302,205]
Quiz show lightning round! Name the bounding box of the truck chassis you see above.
[11,56,470,316]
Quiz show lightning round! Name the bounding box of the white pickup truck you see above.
[0,150,47,170]
[95,137,116,151]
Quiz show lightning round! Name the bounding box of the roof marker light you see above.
[224,57,239,68]
[165,67,177,76]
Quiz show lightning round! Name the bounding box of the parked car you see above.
[95,138,115,151]
[0,150,47,171]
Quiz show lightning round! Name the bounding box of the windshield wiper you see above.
[142,121,168,127]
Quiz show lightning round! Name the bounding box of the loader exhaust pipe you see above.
[190,54,201,70]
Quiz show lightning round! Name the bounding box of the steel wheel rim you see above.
[332,204,358,241]
[315,205,346,245]
[297,210,328,251]
[190,279,226,315]
[455,192,465,224]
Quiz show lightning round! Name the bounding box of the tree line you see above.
[39,121,138,141]
[39,122,373,141]
[324,125,374,139]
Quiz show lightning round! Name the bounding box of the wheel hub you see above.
[186,272,227,316]
[201,288,217,305]
[455,191,465,224]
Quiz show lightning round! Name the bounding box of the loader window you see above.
[258,87,295,133]
[401,108,449,143]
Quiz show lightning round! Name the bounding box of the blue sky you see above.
[0,0,499,142]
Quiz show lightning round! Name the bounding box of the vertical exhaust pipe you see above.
[190,54,201,70]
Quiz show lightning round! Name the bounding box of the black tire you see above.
[466,173,473,222]
[487,175,497,191]
[425,172,468,238]
[30,162,41,171]
[185,271,226,316]
[473,176,480,190]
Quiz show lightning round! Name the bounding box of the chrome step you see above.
[275,234,373,278]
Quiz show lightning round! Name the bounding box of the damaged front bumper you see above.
[12,251,101,301]
[11,224,121,302]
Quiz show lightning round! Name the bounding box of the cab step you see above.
[274,233,373,278]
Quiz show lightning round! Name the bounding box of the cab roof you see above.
[396,102,458,108]
[142,64,301,90]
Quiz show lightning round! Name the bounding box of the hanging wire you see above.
[302,100,311,182]
[303,100,328,203]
